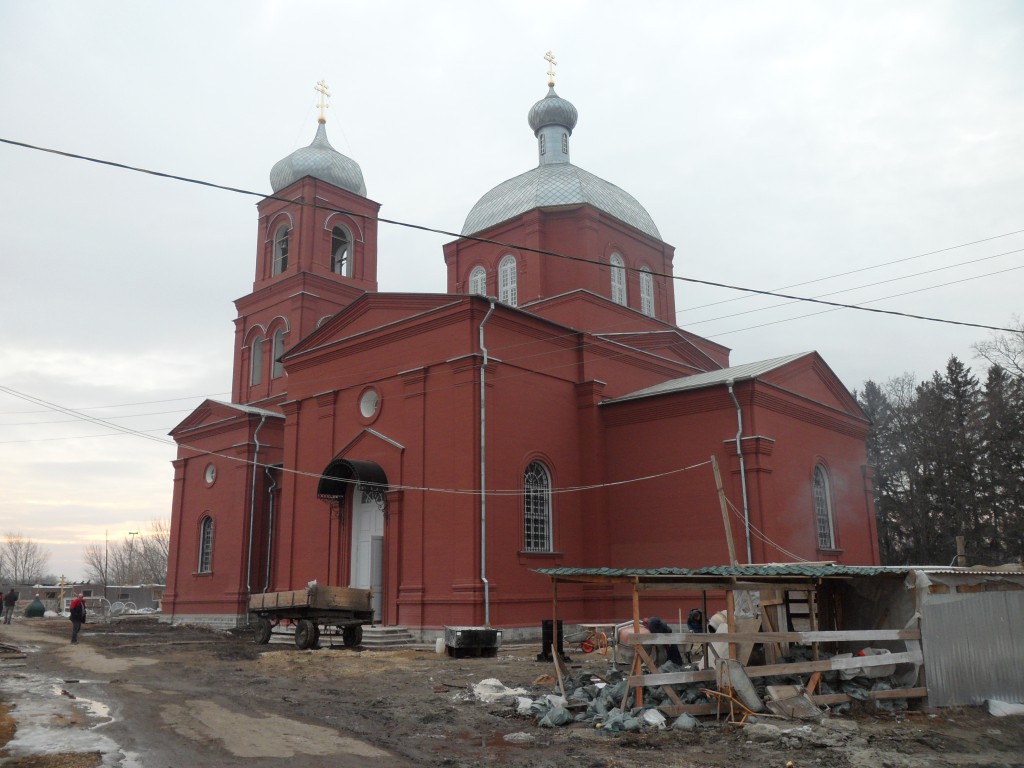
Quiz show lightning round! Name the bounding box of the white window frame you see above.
[272,328,286,379]
[639,267,655,317]
[610,253,627,306]
[331,225,352,276]
[469,265,487,296]
[272,225,289,275]
[499,255,518,307]
[198,516,214,573]
[523,461,552,552]
[250,337,264,386]
[813,465,836,549]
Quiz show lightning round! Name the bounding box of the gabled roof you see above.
[608,352,811,403]
[170,398,282,437]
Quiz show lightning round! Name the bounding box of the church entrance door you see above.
[350,485,385,621]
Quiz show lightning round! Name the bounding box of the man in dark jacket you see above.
[645,616,683,665]
[3,589,17,624]
[69,593,87,644]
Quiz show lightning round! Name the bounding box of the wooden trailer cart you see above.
[248,585,374,649]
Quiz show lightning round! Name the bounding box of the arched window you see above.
[523,461,552,552]
[639,267,655,317]
[250,337,264,386]
[272,328,286,379]
[610,253,627,306]
[469,266,487,296]
[198,516,214,573]
[499,255,517,307]
[561,133,568,154]
[272,225,289,275]
[539,134,546,156]
[331,225,351,276]
[813,465,836,549]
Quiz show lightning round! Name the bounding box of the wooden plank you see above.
[620,629,921,645]
[630,649,924,688]
[811,687,927,705]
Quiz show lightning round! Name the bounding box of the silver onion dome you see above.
[269,122,367,196]
[462,85,660,239]
[527,86,578,135]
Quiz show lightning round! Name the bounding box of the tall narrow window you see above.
[331,225,351,276]
[272,225,289,275]
[813,465,836,549]
[539,134,546,155]
[610,253,627,306]
[499,255,518,307]
[561,133,568,154]
[272,328,286,379]
[639,267,655,317]
[469,266,487,296]
[523,461,552,552]
[250,337,264,386]
[198,516,214,573]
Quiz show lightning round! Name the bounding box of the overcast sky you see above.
[1,1,1021,581]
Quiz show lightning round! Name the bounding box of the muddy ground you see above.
[0,617,1022,767]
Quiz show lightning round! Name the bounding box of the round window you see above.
[204,463,217,485]
[359,388,380,419]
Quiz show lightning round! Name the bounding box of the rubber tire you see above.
[342,623,363,648]
[294,619,319,650]
[581,639,595,654]
[252,617,272,645]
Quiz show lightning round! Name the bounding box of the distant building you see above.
[164,73,878,634]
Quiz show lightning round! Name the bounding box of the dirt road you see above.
[1,617,1022,767]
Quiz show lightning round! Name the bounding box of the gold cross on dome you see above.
[544,51,557,86]
[315,80,331,123]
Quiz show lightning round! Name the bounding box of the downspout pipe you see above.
[246,415,267,594]
[263,465,278,593]
[479,299,496,627]
[726,380,753,564]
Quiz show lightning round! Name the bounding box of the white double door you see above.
[350,486,384,621]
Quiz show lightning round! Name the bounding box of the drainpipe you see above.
[263,465,278,592]
[726,380,753,564]
[246,415,267,593]
[479,299,496,626]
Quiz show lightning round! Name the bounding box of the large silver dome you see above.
[269,122,366,196]
[462,164,660,238]
[462,85,660,239]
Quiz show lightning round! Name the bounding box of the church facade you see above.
[163,76,878,633]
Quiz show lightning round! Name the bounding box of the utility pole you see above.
[128,531,139,585]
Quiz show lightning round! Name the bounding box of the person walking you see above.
[3,589,17,624]
[69,592,87,644]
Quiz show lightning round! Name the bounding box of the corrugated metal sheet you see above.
[536,565,1022,579]
[922,591,1024,706]
[536,564,909,579]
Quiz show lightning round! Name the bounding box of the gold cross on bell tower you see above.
[315,79,331,124]
[544,51,557,86]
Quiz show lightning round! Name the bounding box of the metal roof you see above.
[606,352,812,404]
[269,122,367,196]
[462,162,660,238]
[536,564,1024,581]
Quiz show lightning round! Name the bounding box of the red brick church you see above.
[164,72,878,634]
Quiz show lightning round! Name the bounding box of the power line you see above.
[2,136,1020,334]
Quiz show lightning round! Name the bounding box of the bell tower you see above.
[232,82,381,407]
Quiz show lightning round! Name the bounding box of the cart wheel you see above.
[581,639,595,654]
[294,619,320,650]
[252,617,272,645]
[342,624,363,648]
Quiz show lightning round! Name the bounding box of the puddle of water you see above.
[50,684,113,727]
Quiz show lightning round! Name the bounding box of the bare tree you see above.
[974,316,1024,379]
[0,533,50,584]
[81,521,169,586]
